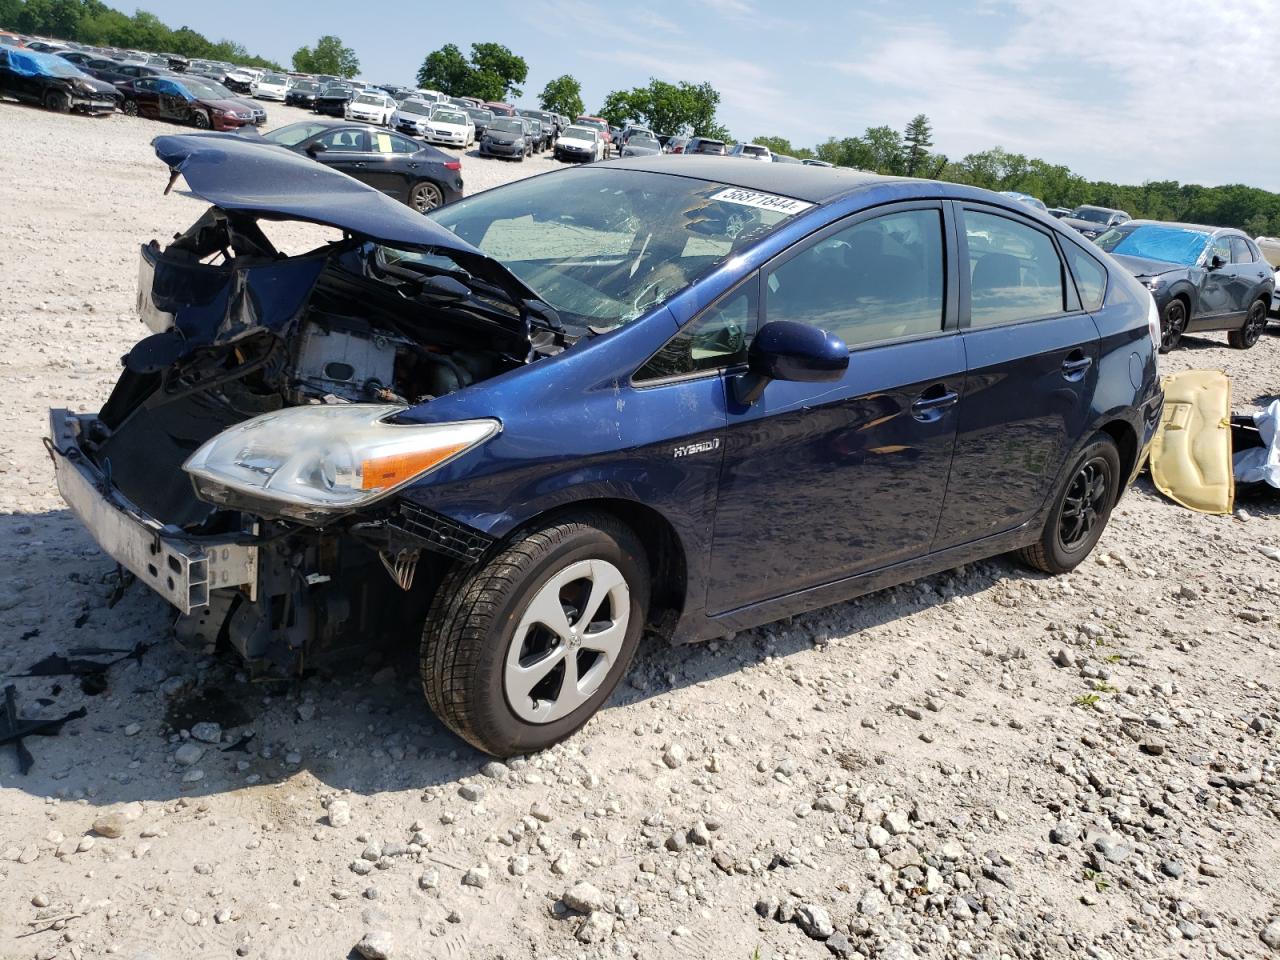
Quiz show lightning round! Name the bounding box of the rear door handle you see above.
[911,389,959,421]
[1062,356,1093,381]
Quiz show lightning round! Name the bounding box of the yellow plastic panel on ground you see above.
[1149,369,1233,515]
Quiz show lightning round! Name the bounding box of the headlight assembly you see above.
[184,405,499,521]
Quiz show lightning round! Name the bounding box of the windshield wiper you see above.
[377,256,563,332]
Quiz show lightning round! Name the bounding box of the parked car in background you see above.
[252,72,291,101]
[24,40,68,53]
[423,106,475,147]
[256,119,463,211]
[621,125,655,147]
[665,136,689,154]
[478,115,530,160]
[285,78,322,108]
[1095,220,1275,351]
[684,137,727,155]
[0,45,118,114]
[999,191,1049,213]
[53,148,1161,757]
[553,124,602,162]
[315,81,356,116]
[1047,207,1072,218]
[519,107,561,138]
[729,142,772,162]
[1061,204,1130,240]
[182,75,266,124]
[391,98,434,137]
[222,66,260,94]
[117,75,252,129]
[484,100,516,117]
[772,153,803,163]
[0,31,24,46]
[574,116,613,155]
[620,134,661,158]
[465,106,494,138]
[521,116,550,152]
[346,91,397,126]
[801,158,833,167]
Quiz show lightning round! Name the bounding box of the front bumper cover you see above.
[48,409,258,614]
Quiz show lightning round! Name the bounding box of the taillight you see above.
[1146,292,1161,352]
[444,161,461,171]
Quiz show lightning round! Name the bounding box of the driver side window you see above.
[318,129,367,152]
[635,275,758,382]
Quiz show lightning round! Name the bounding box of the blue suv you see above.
[50,135,1163,756]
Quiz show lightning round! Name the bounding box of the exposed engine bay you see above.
[56,204,570,672]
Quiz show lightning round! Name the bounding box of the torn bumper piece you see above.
[48,409,258,614]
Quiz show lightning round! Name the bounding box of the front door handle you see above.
[1062,355,1093,381]
[911,388,959,421]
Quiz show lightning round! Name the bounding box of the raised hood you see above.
[152,133,477,254]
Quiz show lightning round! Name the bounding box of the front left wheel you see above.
[1229,297,1268,349]
[43,88,71,113]
[420,513,650,757]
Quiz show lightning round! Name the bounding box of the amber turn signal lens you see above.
[360,442,470,490]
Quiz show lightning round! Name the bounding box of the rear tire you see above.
[1017,433,1121,575]
[408,180,444,213]
[1228,297,1267,349]
[420,513,649,757]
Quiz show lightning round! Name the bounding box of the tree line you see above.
[1,0,280,68]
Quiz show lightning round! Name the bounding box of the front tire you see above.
[1228,298,1267,349]
[1159,298,1187,353]
[121,98,138,117]
[420,513,649,757]
[44,88,71,113]
[191,110,211,129]
[1017,433,1121,575]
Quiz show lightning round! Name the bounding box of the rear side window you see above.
[1230,237,1254,264]
[766,208,945,348]
[1062,242,1107,311]
[963,210,1065,327]
[636,277,757,382]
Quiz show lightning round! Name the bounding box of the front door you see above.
[707,203,963,614]
[933,204,1100,549]
[1197,233,1238,319]
[310,128,373,181]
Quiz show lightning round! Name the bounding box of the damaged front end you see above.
[49,133,569,672]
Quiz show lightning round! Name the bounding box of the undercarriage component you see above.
[388,502,495,563]
[379,548,420,591]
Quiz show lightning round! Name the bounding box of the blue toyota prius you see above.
[50,134,1163,756]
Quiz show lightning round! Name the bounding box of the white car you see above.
[251,73,292,101]
[345,92,397,126]
[391,99,435,137]
[423,107,475,148]
[554,125,603,163]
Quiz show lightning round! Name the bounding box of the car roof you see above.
[607,155,891,202]
[1122,219,1236,235]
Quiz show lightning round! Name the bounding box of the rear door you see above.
[707,202,964,614]
[933,203,1100,549]
[364,130,422,198]
[131,77,161,117]
[1230,236,1269,310]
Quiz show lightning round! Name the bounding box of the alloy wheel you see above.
[503,558,630,724]
[1058,457,1111,551]
[409,181,443,212]
[122,99,138,116]
[1242,300,1266,347]
[1161,300,1186,351]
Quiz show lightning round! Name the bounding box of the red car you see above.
[484,101,516,117]
[117,75,255,130]
[575,115,613,155]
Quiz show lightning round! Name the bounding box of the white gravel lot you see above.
[1,98,1279,960]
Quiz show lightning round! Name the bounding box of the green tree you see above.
[293,35,359,78]
[598,78,727,137]
[539,74,584,118]
[468,41,527,100]
[416,42,471,93]
[753,135,813,159]
[902,114,933,177]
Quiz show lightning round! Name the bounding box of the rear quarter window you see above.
[1062,241,1108,311]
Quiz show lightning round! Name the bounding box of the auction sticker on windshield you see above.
[709,188,814,215]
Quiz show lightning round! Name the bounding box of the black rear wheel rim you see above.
[1058,456,1111,551]
[1243,301,1266,345]
[1162,300,1186,350]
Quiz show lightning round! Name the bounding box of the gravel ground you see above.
[1,98,1279,960]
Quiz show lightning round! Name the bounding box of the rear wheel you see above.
[1017,433,1121,574]
[420,513,649,757]
[408,180,444,213]
[43,88,71,113]
[1228,297,1267,349]
[1159,298,1187,353]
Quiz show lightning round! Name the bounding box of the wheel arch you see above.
[1098,417,1139,496]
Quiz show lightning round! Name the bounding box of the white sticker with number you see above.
[709,187,814,216]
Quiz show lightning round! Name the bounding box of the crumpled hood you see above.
[1111,254,1190,280]
[152,133,478,253]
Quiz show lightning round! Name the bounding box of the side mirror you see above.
[306,142,327,157]
[1208,253,1226,270]
[735,320,848,404]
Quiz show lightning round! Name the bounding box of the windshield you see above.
[432,110,466,124]
[418,168,805,329]
[355,94,384,105]
[260,73,286,84]
[400,100,430,115]
[295,80,319,92]
[489,118,524,134]
[323,83,351,94]
[563,127,596,141]
[467,108,493,122]
[261,121,333,146]
[1095,225,1211,264]
[631,138,660,150]
[1072,207,1113,224]
[184,78,234,99]
[741,145,766,155]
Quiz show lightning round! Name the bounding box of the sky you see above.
[136,0,1279,190]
